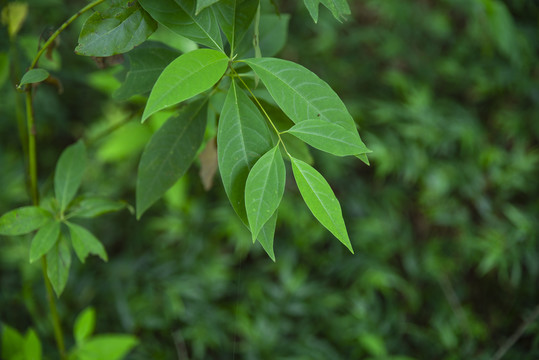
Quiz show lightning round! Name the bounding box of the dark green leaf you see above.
[304,0,351,23]
[196,0,222,14]
[18,68,49,87]
[290,156,353,253]
[71,335,138,360]
[66,222,108,263]
[287,119,370,156]
[142,49,228,122]
[214,0,259,53]
[113,41,181,101]
[29,220,60,263]
[55,141,87,213]
[0,206,51,236]
[74,307,96,345]
[257,211,277,261]
[217,80,274,224]
[75,3,157,56]
[69,198,125,219]
[139,0,223,51]
[245,145,285,240]
[46,235,71,297]
[137,99,208,217]
[238,14,290,58]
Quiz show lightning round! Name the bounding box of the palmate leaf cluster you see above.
[58,0,369,259]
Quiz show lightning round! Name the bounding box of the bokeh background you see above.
[1,0,538,359]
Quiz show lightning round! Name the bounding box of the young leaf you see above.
[141,49,227,122]
[257,208,277,261]
[75,3,157,56]
[55,141,87,213]
[138,0,223,51]
[196,0,222,14]
[245,145,285,240]
[66,222,108,263]
[214,0,259,53]
[69,198,126,219]
[290,156,353,253]
[74,307,96,345]
[243,57,359,134]
[137,99,208,217]
[0,206,51,236]
[71,335,138,360]
[29,220,60,263]
[18,68,49,87]
[217,80,274,224]
[286,119,370,156]
[113,41,181,101]
[46,235,71,297]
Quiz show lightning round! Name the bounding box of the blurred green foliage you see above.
[1,0,538,359]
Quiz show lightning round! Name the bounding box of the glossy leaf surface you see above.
[142,49,227,122]
[245,145,285,240]
[46,235,71,297]
[67,222,108,263]
[137,99,207,217]
[55,141,87,213]
[217,81,273,223]
[29,220,60,263]
[75,3,157,56]
[139,0,223,50]
[0,206,51,236]
[290,156,353,253]
[196,0,222,14]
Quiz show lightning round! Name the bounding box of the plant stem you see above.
[25,91,38,205]
[29,0,106,70]
[41,257,66,360]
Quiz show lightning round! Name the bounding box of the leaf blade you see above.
[18,68,49,87]
[46,234,71,297]
[55,141,87,213]
[29,220,61,263]
[66,222,108,263]
[141,49,227,122]
[214,0,259,53]
[0,206,51,236]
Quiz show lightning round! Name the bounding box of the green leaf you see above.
[290,156,353,253]
[74,307,96,345]
[1,323,24,359]
[69,198,125,219]
[287,119,370,156]
[245,145,285,240]
[139,0,223,51]
[137,99,208,217]
[113,41,181,101]
[23,329,42,360]
[0,206,51,236]
[71,335,138,360]
[55,141,87,213]
[66,222,108,263]
[356,153,370,166]
[217,80,274,224]
[257,207,277,261]
[141,49,227,122]
[18,68,49,87]
[29,220,60,263]
[46,235,71,297]
[243,57,358,134]
[304,0,351,23]
[214,0,259,53]
[238,14,290,58]
[75,3,157,56]
[196,0,222,14]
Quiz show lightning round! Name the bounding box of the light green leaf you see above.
[257,208,277,261]
[23,329,42,360]
[113,41,181,101]
[139,0,223,51]
[214,0,259,53]
[71,335,138,360]
[137,99,208,217]
[245,145,285,240]
[243,57,358,134]
[75,3,157,56]
[66,222,108,263]
[304,0,351,23]
[74,307,96,345]
[0,206,51,236]
[1,323,24,359]
[290,156,353,253]
[18,68,49,87]
[287,119,370,156]
[356,153,370,166]
[196,0,222,14]
[29,220,60,263]
[69,198,126,219]
[141,49,227,122]
[217,80,274,224]
[55,141,87,213]
[46,235,71,297]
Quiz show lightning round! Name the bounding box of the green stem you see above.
[41,257,66,360]
[29,0,106,70]
[25,91,38,205]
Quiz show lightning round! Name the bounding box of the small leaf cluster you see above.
[74,0,369,259]
[0,142,124,296]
